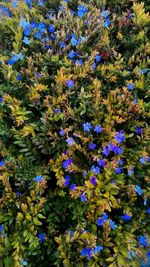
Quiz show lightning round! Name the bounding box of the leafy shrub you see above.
[0,1,150,266]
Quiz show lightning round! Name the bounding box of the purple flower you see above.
[109,220,117,230]
[33,175,43,182]
[94,125,103,133]
[91,165,100,175]
[127,83,135,90]
[0,161,5,167]
[66,80,75,89]
[88,143,97,150]
[97,158,105,167]
[115,131,125,144]
[81,247,92,260]
[64,175,71,186]
[38,233,46,243]
[0,225,4,232]
[97,213,108,226]
[70,184,76,191]
[118,159,123,165]
[83,122,92,132]
[90,176,97,185]
[138,235,149,247]
[80,192,88,202]
[77,5,88,18]
[135,185,143,196]
[120,214,131,221]
[62,159,73,169]
[136,126,143,135]
[66,137,75,146]
[59,129,65,136]
[54,108,61,114]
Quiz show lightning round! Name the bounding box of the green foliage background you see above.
[0,0,150,266]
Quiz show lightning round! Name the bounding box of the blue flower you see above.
[135,185,143,196]
[12,0,19,8]
[75,59,83,65]
[94,125,102,133]
[102,146,110,156]
[91,165,100,175]
[66,137,75,146]
[101,10,109,19]
[118,159,123,165]
[0,98,3,103]
[80,192,88,202]
[93,245,103,254]
[38,22,46,33]
[17,74,22,81]
[90,176,97,185]
[83,122,92,132]
[97,213,108,226]
[128,167,134,176]
[103,18,111,28]
[38,0,45,6]
[66,80,74,89]
[120,214,131,221]
[127,83,135,90]
[138,235,149,247]
[31,21,38,29]
[23,37,30,45]
[115,167,122,174]
[38,233,46,243]
[71,37,79,47]
[0,161,5,167]
[77,5,88,18]
[0,6,12,17]
[109,219,117,230]
[68,51,78,59]
[147,251,150,257]
[88,143,97,150]
[26,0,32,9]
[0,225,4,232]
[64,175,71,186]
[139,156,147,165]
[95,54,102,62]
[136,126,143,135]
[60,41,66,48]
[81,247,92,260]
[20,19,29,29]
[33,175,43,182]
[115,131,125,144]
[24,26,31,36]
[70,184,76,191]
[140,69,149,74]
[62,159,73,169]
[59,129,65,136]
[147,207,150,214]
[97,158,105,167]
[34,32,42,40]
[48,24,55,33]
[54,108,61,114]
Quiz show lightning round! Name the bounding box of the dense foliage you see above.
[0,0,150,266]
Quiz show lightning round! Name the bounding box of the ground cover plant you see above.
[0,0,150,266]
